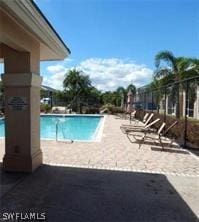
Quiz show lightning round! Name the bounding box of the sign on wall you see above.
[8,97,28,111]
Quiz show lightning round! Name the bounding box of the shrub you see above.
[101,104,125,114]
[109,106,125,114]
[40,104,51,113]
[84,107,100,114]
[135,110,199,148]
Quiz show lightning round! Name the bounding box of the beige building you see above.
[0,0,70,172]
[167,88,199,119]
[137,85,199,120]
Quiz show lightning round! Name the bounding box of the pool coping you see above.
[93,114,106,142]
[40,113,104,117]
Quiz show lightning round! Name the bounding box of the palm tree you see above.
[63,69,91,93]
[63,69,91,112]
[116,86,126,108]
[148,78,163,113]
[155,51,199,118]
[126,84,136,110]
[126,84,136,95]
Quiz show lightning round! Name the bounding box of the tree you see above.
[116,86,126,108]
[53,90,70,107]
[63,69,91,94]
[126,84,136,95]
[148,78,164,113]
[127,84,136,106]
[115,84,136,109]
[154,50,199,118]
[0,81,3,94]
[40,89,48,98]
[86,87,102,106]
[101,91,119,106]
[63,69,91,112]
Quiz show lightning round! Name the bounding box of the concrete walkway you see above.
[0,115,199,221]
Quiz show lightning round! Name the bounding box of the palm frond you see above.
[155,50,177,71]
[154,68,172,79]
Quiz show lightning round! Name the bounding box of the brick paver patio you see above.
[0,115,198,176]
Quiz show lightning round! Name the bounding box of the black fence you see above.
[0,92,4,113]
[135,76,199,149]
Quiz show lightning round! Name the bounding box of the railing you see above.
[136,76,199,149]
[55,118,73,143]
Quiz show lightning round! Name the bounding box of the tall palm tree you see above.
[63,69,91,112]
[148,78,163,113]
[116,86,126,108]
[126,84,136,109]
[155,51,199,118]
[63,69,91,93]
[126,84,136,95]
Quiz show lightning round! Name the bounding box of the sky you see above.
[3,0,199,91]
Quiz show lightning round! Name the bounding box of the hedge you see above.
[135,110,199,149]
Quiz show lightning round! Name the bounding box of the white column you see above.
[182,90,186,117]
[194,86,199,119]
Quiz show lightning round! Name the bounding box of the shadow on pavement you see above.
[127,134,185,152]
[150,146,190,154]
[0,164,198,222]
[189,149,199,158]
[0,162,27,199]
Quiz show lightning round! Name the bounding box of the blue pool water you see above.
[0,115,103,141]
[0,120,4,137]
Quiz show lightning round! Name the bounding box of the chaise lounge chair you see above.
[129,110,137,124]
[128,120,178,150]
[129,111,150,126]
[121,113,154,133]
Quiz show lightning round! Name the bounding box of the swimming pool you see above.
[0,115,104,142]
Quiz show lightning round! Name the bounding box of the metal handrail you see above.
[55,119,73,143]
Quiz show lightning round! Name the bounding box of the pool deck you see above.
[0,115,198,176]
[0,115,199,221]
[43,115,199,177]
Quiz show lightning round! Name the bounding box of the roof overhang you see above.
[0,0,70,61]
[41,85,57,92]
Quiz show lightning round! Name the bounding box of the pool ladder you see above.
[55,120,73,143]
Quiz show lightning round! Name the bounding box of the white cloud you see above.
[43,58,153,91]
[47,64,66,73]
[43,58,73,89]
[43,67,68,90]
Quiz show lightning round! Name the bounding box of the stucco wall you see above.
[0,9,40,73]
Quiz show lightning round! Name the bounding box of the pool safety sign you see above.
[8,97,28,111]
